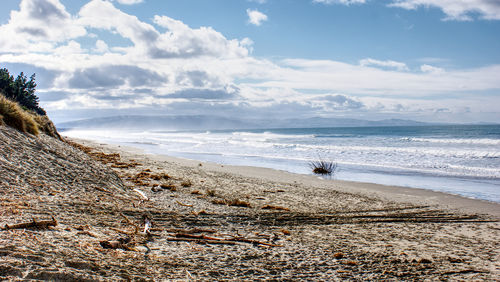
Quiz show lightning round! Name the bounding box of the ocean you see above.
[63,125,500,203]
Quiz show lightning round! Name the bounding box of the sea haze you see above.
[62,123,500,203]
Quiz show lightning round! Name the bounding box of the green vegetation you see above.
[0,94,39,135]
[0,68,60,138]
[0,68,46,116]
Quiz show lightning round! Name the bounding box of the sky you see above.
[0,0,499,124]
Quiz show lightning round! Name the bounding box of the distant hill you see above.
[57,115,431,131]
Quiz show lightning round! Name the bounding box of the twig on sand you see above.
[120,213,139,234]
[165,237,238,245]
[2,216,57,230]
[176,200,193,207]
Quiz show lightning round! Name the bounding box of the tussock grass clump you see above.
[309,159,338,176]
[32,114,61,139]
[0,94,39,135]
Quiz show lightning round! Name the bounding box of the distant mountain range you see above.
[57,115,432,131]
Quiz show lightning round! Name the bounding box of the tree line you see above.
[0,68,46,115]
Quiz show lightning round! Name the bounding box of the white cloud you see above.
[248,0,267,3]
[0,0,86,52]
[247,9,268,26]
[114,0,144,4]
[359,58,409,71]
[420,64,444,74]
[153,15,250,58]
[0,0,498,124]
[93,40,109,53]
[388,0,500,21]
[313,0,500,20]
[312,0,366,5]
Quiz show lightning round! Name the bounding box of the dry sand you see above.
[1,125,499,281]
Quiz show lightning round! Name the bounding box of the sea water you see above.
[62,125,500,203]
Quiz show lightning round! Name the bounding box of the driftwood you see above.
[165,237,238,245]
[120,213,139,234]
[176,201,193,207]
[172,233,282,247]
[100,237,134,250]
[2,217,57,230]
[165,228,217,234]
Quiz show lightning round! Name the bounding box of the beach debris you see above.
[447,256,463,263]
[190,190,202,195]
[212,198,251,208]
[100,237,133,250]
[191,210,209,216]
[261,205,290,211]
[418,258,432,264]
[166,233,281,247]
[2,216,57,230]
[165,228,217,234]
[151,173,170,180]
[206,190,216,197]
[334,252,344,259]
[120,213,139,234]
[280,228,291,236]
[160,183,177,191]
[176,200,193,207]
[133,188,148,201]
[76,230,97,237]
[181,180,192,187]
[151,186,163,193]
[142,214,152,234]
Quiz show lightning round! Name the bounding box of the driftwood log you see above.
[2,217,57,230]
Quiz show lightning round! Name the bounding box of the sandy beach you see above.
[1,126,499,280]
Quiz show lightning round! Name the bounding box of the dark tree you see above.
[0,68,46,115]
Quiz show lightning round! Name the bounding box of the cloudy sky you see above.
[0,0,499,124]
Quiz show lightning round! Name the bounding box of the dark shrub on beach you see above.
[309,159,337,176]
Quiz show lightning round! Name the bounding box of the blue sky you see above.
[0,0,499,123]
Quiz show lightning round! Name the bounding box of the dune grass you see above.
[0,94,39,135]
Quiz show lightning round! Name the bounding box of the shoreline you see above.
[75,137,500,219]
[2,125,499,280]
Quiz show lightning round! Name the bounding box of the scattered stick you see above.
[76,230,97,237]
[175,233,225,241]
[2,217,57,230]
[165,228,217,234]
[110,227,136,236]
[176,200,193,207]
[120,213,139,234]
[166,237,238,245]
[262,205,290,211]
[170,233,282,247]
